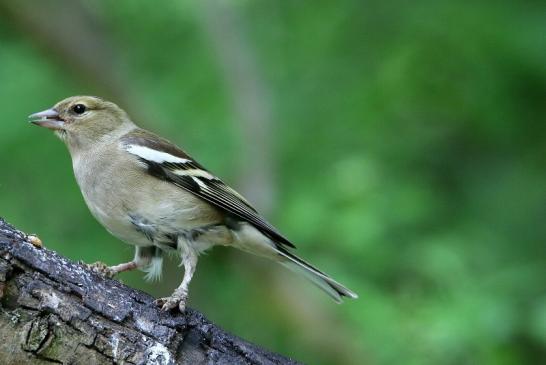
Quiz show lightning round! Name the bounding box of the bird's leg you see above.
[109,261,138,274]
[82,260,138,278]
[155,246,198,312]
[82,246,156,279]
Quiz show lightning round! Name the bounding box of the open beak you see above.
[29,108,65,130]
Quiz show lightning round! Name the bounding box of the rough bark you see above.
[0,218,300,365]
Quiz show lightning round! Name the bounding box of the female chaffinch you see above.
[29,96,357,312]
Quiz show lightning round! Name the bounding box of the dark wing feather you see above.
[121,130,295,249]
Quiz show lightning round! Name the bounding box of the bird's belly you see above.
[88,203,152,247]
[85,183,224,249]
[74,155,225,249]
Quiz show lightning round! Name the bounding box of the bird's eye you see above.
[72,104,87,114]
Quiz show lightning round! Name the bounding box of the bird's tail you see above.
[278,249,358,303]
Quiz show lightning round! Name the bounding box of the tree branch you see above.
[0,217,299,365]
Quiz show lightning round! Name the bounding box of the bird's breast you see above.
[71,147,224,247]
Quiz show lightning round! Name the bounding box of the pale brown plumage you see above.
[29,96,357,312]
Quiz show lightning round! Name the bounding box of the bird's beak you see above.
[28,108,65,130]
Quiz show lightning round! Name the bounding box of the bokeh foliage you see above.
[0,1,545,364]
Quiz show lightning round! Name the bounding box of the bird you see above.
[29,96,358,312]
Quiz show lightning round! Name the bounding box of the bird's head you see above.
[29,96,133,151]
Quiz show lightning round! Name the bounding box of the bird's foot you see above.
[80,261,117,278]
[154,293,187,313]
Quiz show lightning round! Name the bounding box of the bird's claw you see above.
[81,261,117,278]
[155,295,187,312]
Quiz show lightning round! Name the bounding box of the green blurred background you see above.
[1,1,545,364]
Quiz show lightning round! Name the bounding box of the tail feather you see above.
[278,250,358,303]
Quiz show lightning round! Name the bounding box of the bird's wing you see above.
[120,129,295,249]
